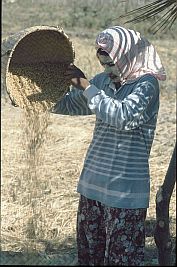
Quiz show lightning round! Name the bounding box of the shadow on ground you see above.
[0,219,176,266]
[0,236,78,266]
[0,250,77,266]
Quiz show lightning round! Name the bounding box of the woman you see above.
[52,26,166,266]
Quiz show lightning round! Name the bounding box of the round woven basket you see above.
[1,25,75,112]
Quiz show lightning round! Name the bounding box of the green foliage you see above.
[2,0,177,39]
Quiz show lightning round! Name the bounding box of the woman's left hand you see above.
[64,64,90,90]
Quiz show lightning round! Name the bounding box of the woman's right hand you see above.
[64,64,90,90]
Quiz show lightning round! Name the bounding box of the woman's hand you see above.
[64,64,90,90]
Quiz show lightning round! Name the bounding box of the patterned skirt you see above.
[76,195,147,266]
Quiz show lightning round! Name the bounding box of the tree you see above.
[120,0,177,33]
[120,0,176,265]
[154,143,176,266]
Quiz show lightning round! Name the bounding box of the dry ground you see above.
[1,37,176,265]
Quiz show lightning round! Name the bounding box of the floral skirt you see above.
[76,195,147,266]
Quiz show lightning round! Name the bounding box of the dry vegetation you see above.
[1,0,176,266]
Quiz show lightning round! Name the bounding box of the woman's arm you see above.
[51,64,93,116]
[51,87,93,115]
[83,75,159,130]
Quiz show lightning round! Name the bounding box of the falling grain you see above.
[6,60,72,243]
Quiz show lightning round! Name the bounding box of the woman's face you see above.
[97,53,121,83]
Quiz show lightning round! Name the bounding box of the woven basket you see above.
[1,25,75,112]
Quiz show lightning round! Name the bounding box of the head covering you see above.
[95,26,166,83]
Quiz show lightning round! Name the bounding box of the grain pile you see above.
[7,62,71,112]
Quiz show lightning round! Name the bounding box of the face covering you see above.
[95,26,166,84]
[97,53,122,82]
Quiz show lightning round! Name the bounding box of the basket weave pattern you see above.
[2,26,75,112]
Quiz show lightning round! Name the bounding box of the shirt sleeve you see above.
[83,76,159,130]
[51,87,93,116]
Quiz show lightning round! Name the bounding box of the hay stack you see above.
[2,26,75,112]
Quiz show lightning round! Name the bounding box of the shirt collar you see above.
[105,74,145,88]
[105,76,122,92]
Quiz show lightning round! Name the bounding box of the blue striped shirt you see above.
[52,72,159,208]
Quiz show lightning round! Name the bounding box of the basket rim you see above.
[8,25,74,61]
[3,25,75,111]
[2,25,75,54]
[5,25,75,81]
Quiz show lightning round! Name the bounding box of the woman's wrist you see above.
[71,77,90,90]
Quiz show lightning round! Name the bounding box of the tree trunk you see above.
[154,143,176,266]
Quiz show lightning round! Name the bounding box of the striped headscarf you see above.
[95,26,166,83]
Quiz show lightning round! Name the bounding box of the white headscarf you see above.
[95,26,166,83]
